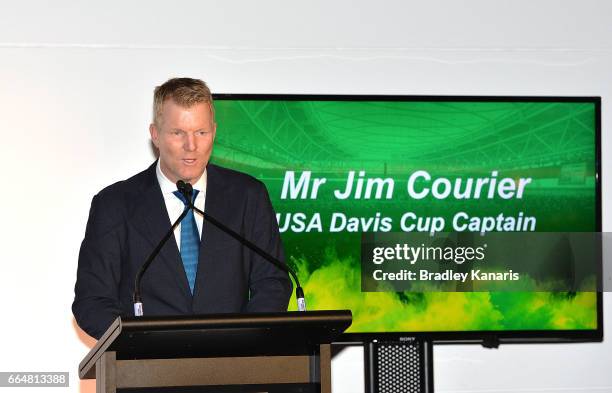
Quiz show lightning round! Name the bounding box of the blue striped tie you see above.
[173,189,200,294]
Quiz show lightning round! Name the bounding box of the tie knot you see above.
[173,189,199,206]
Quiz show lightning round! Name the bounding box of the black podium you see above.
[79,310,352,393]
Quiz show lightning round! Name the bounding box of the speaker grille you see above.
[376,342,422,393]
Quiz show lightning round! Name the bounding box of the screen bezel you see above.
[213,93,603,344]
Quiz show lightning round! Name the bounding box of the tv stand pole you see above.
[364,338,434,393]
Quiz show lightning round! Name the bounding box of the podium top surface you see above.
[79,310,352,379]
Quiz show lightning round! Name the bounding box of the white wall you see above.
[0,1,611,392]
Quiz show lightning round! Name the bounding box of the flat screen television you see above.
[211,94,602,344]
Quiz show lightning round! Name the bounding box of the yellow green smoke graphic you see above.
[287,247,597,332]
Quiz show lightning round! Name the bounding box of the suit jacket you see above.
[72,162,292,339]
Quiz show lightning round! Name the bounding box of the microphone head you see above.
[175,180,193,201]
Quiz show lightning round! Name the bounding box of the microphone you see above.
[176,180,193,205]
[132,191,192,317]
[177,180,307,312]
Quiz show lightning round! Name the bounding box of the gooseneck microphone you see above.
[176,180,307,312]
[132,198,191,317]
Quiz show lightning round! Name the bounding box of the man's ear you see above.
[149,123,160,148]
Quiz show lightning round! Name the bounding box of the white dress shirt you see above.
[156,160,207,251]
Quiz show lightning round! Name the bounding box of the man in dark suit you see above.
[72,78,292,340]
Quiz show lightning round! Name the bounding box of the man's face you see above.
[150,99,216,185]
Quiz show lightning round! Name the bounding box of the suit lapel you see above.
[133,163,193,303]
[192,164,234,305]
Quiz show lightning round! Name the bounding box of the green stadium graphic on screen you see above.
[210,95,601,341]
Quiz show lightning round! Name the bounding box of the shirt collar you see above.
[156,159,207,196]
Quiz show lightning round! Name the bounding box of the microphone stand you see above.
[133,180,308,317]
[177,181,307,312]
[132,206,191,317]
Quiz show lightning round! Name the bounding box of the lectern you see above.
[79,310,352,393]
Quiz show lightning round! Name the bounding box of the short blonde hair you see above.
[153,77,213,126]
